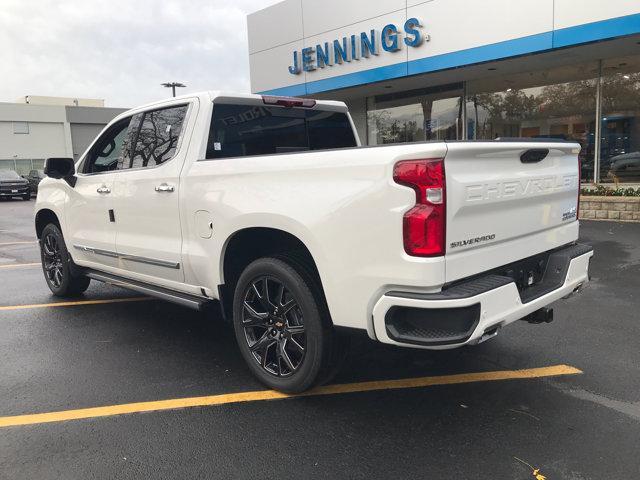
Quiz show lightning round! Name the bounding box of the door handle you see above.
[155,183,175,193]
[96,186,111,194]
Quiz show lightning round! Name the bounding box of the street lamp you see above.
[161,82,186,97]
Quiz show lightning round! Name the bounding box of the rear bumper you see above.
[372,243,593,349]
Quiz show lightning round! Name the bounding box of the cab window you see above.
[83,116,138,174]
[130,105,188,169]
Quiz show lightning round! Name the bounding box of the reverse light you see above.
[393,158,446,257]
[261,95,317,108]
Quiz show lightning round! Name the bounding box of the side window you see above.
[130,105,188,169]
[84,116,138,174]
[116,113,143,171]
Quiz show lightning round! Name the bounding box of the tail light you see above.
[393,158,446,257]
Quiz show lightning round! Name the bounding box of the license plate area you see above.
[499,252,550,293]
[11,189,18,193]
[493,244,591,303]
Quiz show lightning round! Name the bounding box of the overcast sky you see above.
[0,0,280,107]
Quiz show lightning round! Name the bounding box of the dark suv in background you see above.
[0,170,31,200]
[26,169,45,194]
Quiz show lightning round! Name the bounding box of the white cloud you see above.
[0,0,280,107]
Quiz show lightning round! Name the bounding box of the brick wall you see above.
[579,196,640,222]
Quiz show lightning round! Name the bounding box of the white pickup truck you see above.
[35,92,592,392]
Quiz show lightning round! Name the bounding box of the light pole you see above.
[161,82,186,97]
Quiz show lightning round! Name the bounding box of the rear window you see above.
[206,104,356,159]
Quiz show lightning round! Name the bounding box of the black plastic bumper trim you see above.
[385,303,481,346]
[85,270,214,311]
[387,243,593,304]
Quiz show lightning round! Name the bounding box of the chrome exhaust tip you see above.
[563,282,584,299]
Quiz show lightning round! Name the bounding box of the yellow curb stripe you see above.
[0,364,581,428]
[0,262,41,269]
[0,297,152,311]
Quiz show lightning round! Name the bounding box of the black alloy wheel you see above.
[39,223,90,296]
[241,276,306,377]
[42,232,64,288]
[232,256,345,393]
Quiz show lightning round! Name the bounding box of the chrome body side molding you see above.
[74,245,180,269]
[73,244,118,258]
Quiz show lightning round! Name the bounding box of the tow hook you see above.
[522,307,554,324]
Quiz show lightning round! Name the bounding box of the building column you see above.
[63,121,74,158]
[461,81,468,140]
[594,60,603,184]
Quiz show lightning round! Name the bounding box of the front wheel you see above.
[232,256,343,393]
[40,223,90,297]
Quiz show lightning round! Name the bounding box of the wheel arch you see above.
[218,227,328,323]
[35,208,61,239]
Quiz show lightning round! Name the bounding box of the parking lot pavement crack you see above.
[550,382,640,421]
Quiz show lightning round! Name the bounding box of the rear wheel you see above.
[232,256,345,393]
[40,223,90,297]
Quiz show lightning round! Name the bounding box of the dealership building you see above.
[248,0,640,184]
[0,96,125,175]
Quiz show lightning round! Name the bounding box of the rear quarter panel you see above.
[181,143,449,333]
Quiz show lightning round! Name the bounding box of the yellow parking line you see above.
[0,262,40,269]
[0,364,581,428]
[0,241,37,246]
[0,297,152,311]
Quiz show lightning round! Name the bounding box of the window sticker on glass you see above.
[214,142,222,151]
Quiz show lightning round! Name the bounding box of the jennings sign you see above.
[288,18,428,75]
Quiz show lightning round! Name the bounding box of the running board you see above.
[85,270,213,311]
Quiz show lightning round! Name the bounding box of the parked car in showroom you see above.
[0,169,31,200]
[34,91,592,393]
[607,151,640,182]
[26,169,45,194]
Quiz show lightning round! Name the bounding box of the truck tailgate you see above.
[444,141,581,283]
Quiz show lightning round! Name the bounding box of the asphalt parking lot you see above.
[1,198,639,479]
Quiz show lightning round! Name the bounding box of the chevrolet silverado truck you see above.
[35,92,593,392]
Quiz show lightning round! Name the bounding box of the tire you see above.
[232,255,345,393]
[40,223,91,297]
[22,191,31,201]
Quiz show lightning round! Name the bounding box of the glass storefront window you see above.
[14,159,33,176]
[363,59,640,185]
[367,84,463,145]
[0,159,43,175]
[466,65,597,183]
[599,57,640,184]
